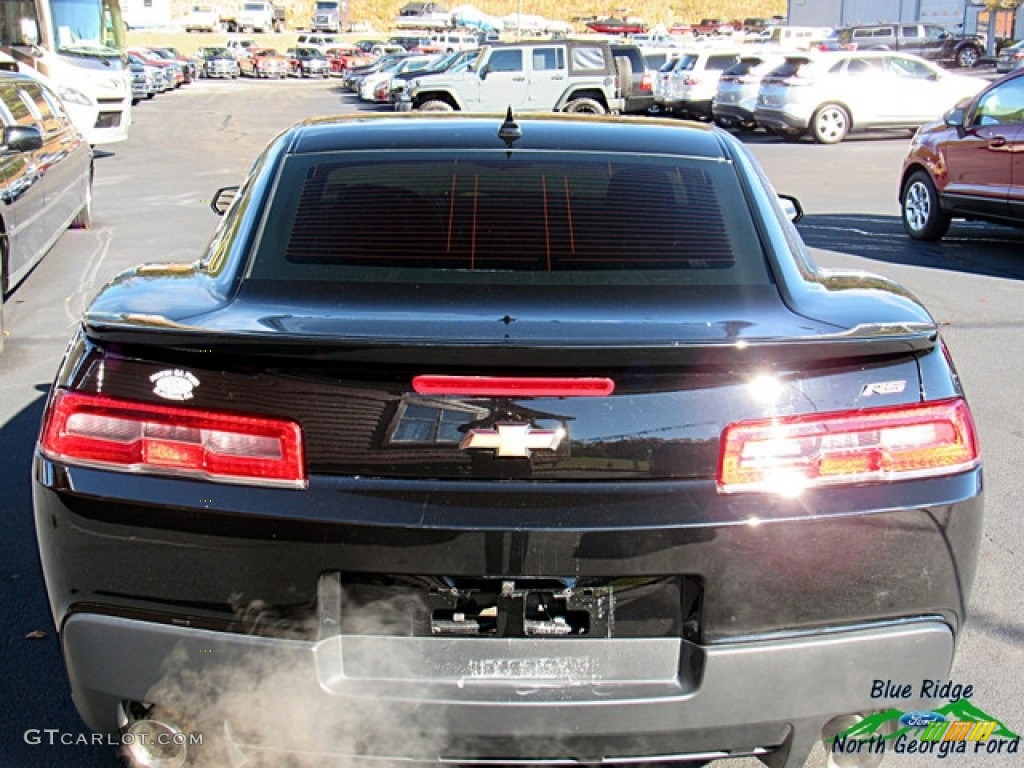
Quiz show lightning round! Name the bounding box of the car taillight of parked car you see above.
[717,398,979,495]
[39,390,307,488]
[771,75,812,87]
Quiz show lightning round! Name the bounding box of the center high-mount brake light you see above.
[412,375,615,397]
[39,390,306,488]
[717,398,979,495]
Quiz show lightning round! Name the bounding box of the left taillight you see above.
[717,398,979,495]
[39,390,307,489]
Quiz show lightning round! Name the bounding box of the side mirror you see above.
[778,193,804,224]
[479,65,490,79]
[944,106,966,130]
[210,185,239,215]
[2,125,43,153]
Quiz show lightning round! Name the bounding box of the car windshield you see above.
[674,54,698,71]
[248,150,771,287]
[724,58,762,76]
[49,0,124,56]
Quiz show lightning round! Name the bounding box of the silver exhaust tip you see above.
[823,714,886,768]
[123,718,189,768]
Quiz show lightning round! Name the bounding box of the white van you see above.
[429,32,479,52]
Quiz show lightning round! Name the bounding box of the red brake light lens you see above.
[39,391,306,488]
[412,375,615,397]
[717,398,979,495]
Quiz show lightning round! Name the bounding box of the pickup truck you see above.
[236,0,285,33]
[184,4,221,33]
[832,23,985,68]
[691,18,740,36]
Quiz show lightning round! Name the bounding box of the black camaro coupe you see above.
[34,113,982,768]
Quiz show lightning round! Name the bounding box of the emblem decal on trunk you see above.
[460,423,565,458]
[861,381,907,397]
[150,369,200,401]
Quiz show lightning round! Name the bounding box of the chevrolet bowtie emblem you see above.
[460,423,565,458]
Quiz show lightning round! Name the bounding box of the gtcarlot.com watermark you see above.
[24,728,203,747]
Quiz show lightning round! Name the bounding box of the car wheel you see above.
[417,99,455,112]
[70,179,93,230]
[901,170,951,241]
[564,97,607,114]
[811,104,850,144]
[956,46,980,68]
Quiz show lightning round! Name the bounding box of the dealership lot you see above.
[1,77,1021,767]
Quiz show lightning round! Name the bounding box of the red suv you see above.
[900,69,1024,240]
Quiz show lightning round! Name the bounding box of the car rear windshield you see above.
[248,149,771,286]
[768,57,814,78]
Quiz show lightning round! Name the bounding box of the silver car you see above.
[653,48,742,118]
[754,51,985,143]
[996,40,1024,74]
[712,52,788,130]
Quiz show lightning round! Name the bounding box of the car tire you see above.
[70,181,93,230]
[956,46,980,68]
[417,99,455,112]
[811,104,850,144]
[901,170,951,241]
[564,97,607,114]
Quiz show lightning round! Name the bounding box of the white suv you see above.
[653,48,742,119]
[753,51,985,143]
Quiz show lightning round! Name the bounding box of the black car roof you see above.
[285,113,729,158]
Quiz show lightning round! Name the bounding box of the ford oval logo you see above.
[899,711,946,728]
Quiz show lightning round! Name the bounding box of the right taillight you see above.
[39,390,307,488]
[717,398,979,495]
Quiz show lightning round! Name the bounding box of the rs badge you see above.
[861,380,907,397]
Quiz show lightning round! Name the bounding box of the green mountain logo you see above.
[833,700,1020,744]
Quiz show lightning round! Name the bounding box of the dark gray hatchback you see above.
[34,113,982,768]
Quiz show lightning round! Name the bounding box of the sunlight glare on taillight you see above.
[39,390,306,488]
[717,399,979,495]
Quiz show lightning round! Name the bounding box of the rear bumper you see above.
[35,459,982,764]
[753,106,811,132]
[712,102,756,124]
[63,612,954,766]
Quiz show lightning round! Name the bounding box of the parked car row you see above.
[649,48,987,144]
[127,47,199,103]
